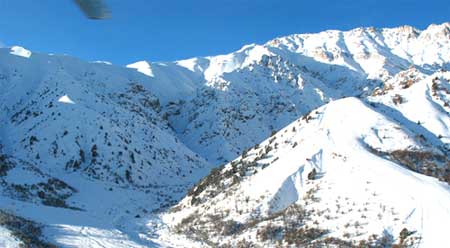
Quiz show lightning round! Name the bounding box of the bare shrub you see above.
[392,94,404,105]
[257,224,282,241]
[0,210,58,248]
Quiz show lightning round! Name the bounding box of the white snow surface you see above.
[0,22,449,247]
[10,46,32,58]
[160,96,450,247]
[127,61,154,77]
[0,226,22,248]
[58,94,76,104]
[126,22,450,165]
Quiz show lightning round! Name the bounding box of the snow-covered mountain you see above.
[0,22,449,247]
[129,22,450,165]
[0,47,212,247]
[158,72,450,247]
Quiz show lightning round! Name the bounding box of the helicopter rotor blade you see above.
[73,0,111,19]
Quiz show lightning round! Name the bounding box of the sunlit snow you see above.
[0,226,21,248]
[58,95,76,104]
[10,46,32,58]
[126,61,154,77]
[0,22,449,248]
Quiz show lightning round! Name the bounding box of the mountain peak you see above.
[422,22,450,38]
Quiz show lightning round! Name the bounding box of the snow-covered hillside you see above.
[0,47,212,247]
[0,22,449,247]
[159,91,449,247]
[129,22,450,165]
[0,47,211,188]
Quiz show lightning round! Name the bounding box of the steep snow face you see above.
[159,96,450,247]
[0,48,213,247]
[0,48,211,189]
[202,44,273,81]
[168,55,345,164]
[369,70,450,146]
[131,22,450,164]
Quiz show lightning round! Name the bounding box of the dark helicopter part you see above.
[73,0,111,19]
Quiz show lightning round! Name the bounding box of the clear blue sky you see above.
[0,0,449,65]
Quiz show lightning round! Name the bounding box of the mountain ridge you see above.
[0,22,449,247]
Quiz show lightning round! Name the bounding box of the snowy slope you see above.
[127,22,450,164]
[0,47,212,247]
[0,226,21,248]
[0,22,449,247]
[369,69,450,147]
[158,96,450,247]
[0,47,210,188]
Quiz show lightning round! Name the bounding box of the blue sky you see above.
[0,0,449,65]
